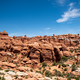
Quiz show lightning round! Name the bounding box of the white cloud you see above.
[56,0,66,4]
[45,28,50,30]
[56,3,80,23]
[69,3,74,6]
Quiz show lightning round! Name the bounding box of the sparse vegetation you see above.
[52,61,57,66]
[5,69,9,72]
[54,70,63,77]
[70,50,74,53]
[36,71,41,74]
[16,64,19,67]
[62,63,66,67]
[72,63,77,71]
[0,67,2,70]
[49,67,51,69]
[30,69,33,72]
[64,68,67,71]
[61,56,68,62]
[45,70,52,77]
[42,62,47,67]
[58,65,61,68]
[67,77,71,80]
[1,76,5,80]
[25,76,28,79]
[42,68,46,73]
[14,75,18,79]
[39,67,42,70]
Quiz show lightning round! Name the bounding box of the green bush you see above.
[72,63,77,71]
[36,71,41,74]
[25,76,28,79]
[0,67,2,70]
[52,62,57,66]
[53,69,57,72]
[39,67,42,70]
[61,56,68,62]
[5,69,9,72]
[30,69,33,72]
[45,70,52,77]
[62,64,66,67]
[54,70,63,77]
[14,75,18,79]
[58,65,61,68]
[49,67,51,69]
[0,76,1,79]
[75,50,77,53]
[70,50,74,53]
[67,73,70,77]
[42,62,47,67]
[64,68,67,71]
[75,77,79,80]
[67,77,71,80]
[2,76,5,80]
[42,68,46,73]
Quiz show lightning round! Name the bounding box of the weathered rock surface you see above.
[0,31,80,63]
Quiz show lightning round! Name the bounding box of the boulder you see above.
[63,51,71,57]
[29,51,40,62]
[12,46,22,53]
[1,30,8,36]
[54,46,62,61]
[23,57,29,62]
[8,63,16,68]
[0,51,7,56]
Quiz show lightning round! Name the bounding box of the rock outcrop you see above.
[0,31,80,63]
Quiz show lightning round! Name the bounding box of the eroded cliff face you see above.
[0,31,80,63]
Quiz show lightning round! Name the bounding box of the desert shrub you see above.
[61,56,68,62]
[68,56,74,60]
[62,64,66,67]
[5,69,9,72]
[54,70,63,77]
[75,50,77,53]
[64,68,67,71]
[39,67,42,70]
[0,67,2,70]
[76,62,78,64]
[53,69,57,72]
[54,78,58,80]
[15,53,17,57]
[30,69,33,72]
[42,62,47,67]
[42,68,46,73]
[58,65,61,68]
[67,77,71,80]
[16,64,19,67]
[25,76,28,79]
[62,71,66,76]
[75,77,79,80]
[70,50,74,53]
[72,63,77,71]
[49,67,51,69]
[52,61,57,66]
[36,71,41,74]
[67,73,75,79]
[0,76,1,79]
[1,76,5,80]
[45,70,52,77]
[14,75,18,79]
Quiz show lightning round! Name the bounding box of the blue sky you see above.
[0,0,80,37]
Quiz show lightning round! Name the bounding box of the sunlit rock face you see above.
[0,31,80,63]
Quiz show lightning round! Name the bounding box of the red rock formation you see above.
[0,31,80,63]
